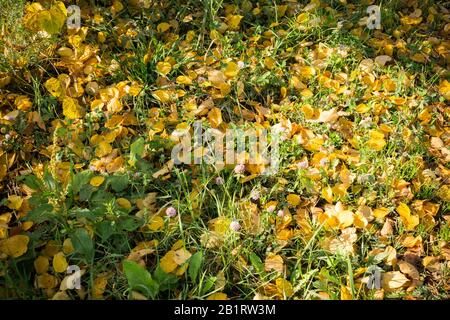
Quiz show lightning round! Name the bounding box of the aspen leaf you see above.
[1,235,29,258]
[63,97,85,120]
[53,252,68,273]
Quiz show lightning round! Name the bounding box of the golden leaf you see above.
[382,271,410,291]
[286,194,301,206]
[90,176,105,187]
[264,253,284,273]
[34,256,50,274]
[208,107,222,128]
[160,250,178,273]
[53,252,68,273]
[156,61,172,76]
[0,235,30,258]
[62,97,85,120]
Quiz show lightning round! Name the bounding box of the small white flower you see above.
[234,163,245,174]
[277,210,285,218]
[215,177,224,185]
[267,205,276,213]
[250,189,260,201]
[165,206,177,218]
[297,159,309,169]
[230,220,241,232]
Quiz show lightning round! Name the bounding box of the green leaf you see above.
[71,228,94,262]
[23,175,42,190]
[119,217,143,232]
[200,276,216,296]
[153,266,179,292]
[130,137,145,157]
[249,252,264,274]
[109,174,129,192]
[123,260,159,298]
[96,221,115,241]
[129,137,145,167]
[27,204,54,224]
[71,170,93,194]
[188,251,203,282]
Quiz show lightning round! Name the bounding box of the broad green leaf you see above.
[71,228,94,262]
[188,251,203,282]
[123,260,159,298]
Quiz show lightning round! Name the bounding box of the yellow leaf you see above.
[366,130,386,151]
[264,57,276,70]
[146,215,164,231]
[227,15,243,30]
[340,285,353,300]
[0,235,29,258]
[264,253,284,273]
[208,107,223,128]
[321,187,333,203]
[14,96,32,111]
[117,198,131,209]
[34,256,49,274]
[157,22,171,32]
[152,89,172,103]
[92,274,109,299]
[62,97,85,120]
[90,176,105,187]
[176,75,192,85]
[38,2,66,35]
[156,61,172,76]
[439,80,450,100]
[224,61,239,78]
[299,66,315,79]
[53,252,68,273]
[276,278,293,298]
[63,239,74,254]
[207,292,228,300]
[286,194,301,206]
[382,271,410,291]
[373,207,390,220]
[160,250,178,273]
[7,195,23,210]
[95,141,112,157]
[397,203,419,231]
[173,248,192,265]
[37,273,59,289]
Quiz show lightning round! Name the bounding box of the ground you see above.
[0,0,449,300]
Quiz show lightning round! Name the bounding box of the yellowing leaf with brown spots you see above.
[173,248,192,265]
